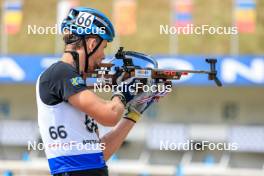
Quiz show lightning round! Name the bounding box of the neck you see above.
[61,52,75,66]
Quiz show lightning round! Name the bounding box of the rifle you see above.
[87,47,222,88]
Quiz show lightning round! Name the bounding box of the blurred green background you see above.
[0,0,263,55]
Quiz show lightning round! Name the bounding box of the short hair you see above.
[63,34,102,50]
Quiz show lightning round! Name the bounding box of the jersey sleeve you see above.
[50,63,88,102]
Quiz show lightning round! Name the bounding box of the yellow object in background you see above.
[235,9,256,22]
[234,0,256,33]
[3,0,23,35]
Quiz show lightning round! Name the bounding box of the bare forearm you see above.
[110,97,125,119]
[69,90,124,126]
[101,118,135,160]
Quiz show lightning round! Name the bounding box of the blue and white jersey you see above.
[36,61,106,175]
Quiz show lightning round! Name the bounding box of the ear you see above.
[87,38,97,52]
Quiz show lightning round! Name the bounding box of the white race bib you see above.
[75,12,95,28]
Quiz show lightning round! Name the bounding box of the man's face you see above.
[91,40,107,68]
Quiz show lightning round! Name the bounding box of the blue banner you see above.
[0,55,263,86]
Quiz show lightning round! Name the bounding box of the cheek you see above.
[96,58,101,64]
[94,55,102,64]
[98,51,105,60]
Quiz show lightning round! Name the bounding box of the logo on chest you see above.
[84,115,98,133]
